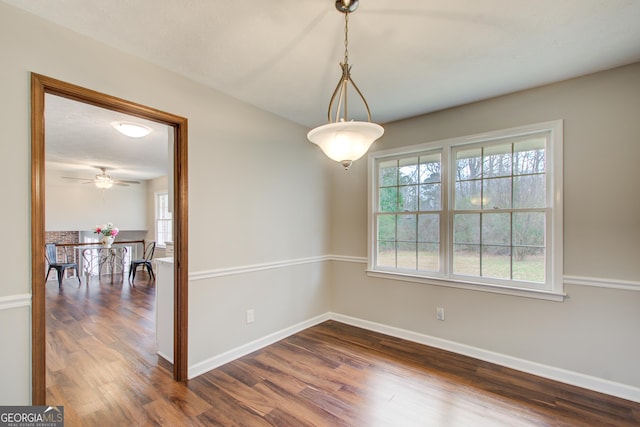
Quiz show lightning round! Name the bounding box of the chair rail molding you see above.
[0,294,31,311]
[189,255,639,292]
[564,275,640,291]
[189,255,330,281]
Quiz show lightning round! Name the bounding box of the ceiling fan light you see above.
[112,122,151,138]
[95,175,114,189]
[307,121,384,169]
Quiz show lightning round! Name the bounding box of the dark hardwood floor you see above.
[46,275,640,426]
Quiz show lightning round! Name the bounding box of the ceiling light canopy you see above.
[308,0,383,170]
[112,122,152,138]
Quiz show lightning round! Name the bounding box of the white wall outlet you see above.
[436,307,445,321]
[246,309,255,324]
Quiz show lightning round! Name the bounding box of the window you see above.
[156,192,173,247]
[368,121,563,300]
[377,153,443,272]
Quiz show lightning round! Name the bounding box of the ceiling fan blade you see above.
[63,169,140,187]
[61,176,91,181]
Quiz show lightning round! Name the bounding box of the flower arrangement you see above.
[93,223,119,237]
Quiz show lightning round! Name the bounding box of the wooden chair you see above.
[129,241,156,283]
[45,243,81,288]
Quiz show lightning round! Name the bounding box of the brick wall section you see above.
[46,230,79,245]
[45,231,80,280]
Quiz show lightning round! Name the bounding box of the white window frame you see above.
[155,192,172,248]
[367,120,564,301]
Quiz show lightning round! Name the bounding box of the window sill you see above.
[366,269,566,302]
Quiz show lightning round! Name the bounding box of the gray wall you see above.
[0,2,331,404]
[330,62,640,393]
[45,169,148,231]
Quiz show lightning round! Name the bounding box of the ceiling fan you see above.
[62,167,141,189]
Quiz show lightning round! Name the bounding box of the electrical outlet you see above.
[246,309,255,324]
[436,307,445,321]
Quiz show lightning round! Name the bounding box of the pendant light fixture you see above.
[307,0,384,170]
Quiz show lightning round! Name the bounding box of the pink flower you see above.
[93,223,118,236]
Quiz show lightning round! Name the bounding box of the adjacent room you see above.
[1,0,639,425]
[44,93,173,278]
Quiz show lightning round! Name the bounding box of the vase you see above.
[101,235,115,248]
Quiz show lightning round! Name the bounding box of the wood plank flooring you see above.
[46,275,640,426]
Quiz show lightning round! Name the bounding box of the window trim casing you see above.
[367,120,564,301]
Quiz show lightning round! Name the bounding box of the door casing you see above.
[31,73,189,404]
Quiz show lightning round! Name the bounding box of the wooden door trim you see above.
[31,73,189,404]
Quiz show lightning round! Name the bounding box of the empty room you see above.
[1,1,639,425]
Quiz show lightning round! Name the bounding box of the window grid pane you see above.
[375,152,442,272]
[450,134,548,284]
[418,243,439,272]
[453,244,479,276]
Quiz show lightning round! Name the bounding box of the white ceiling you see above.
[45,94,170,181]
[6,0,640,176]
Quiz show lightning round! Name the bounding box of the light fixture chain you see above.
[343,12,349,65]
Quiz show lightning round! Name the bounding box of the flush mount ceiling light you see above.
[112,122,152,138]
[307,0,384,170]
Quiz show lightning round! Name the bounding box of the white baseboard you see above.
[329,312,640,404]
[157,351,173,364]
[186,312,640,403]
[186,311,639,403]
[188,313,331,379]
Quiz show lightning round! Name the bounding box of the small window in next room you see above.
[368,121,564,300]
[156,192,173,247]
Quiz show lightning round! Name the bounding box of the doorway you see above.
[31,73,189,404]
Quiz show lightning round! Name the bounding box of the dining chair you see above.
[129,241,156,283]
[45,243,81,288]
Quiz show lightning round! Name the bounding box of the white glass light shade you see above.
[113,122,151,138]
[307,121,384,169]
[95,176,114,189]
